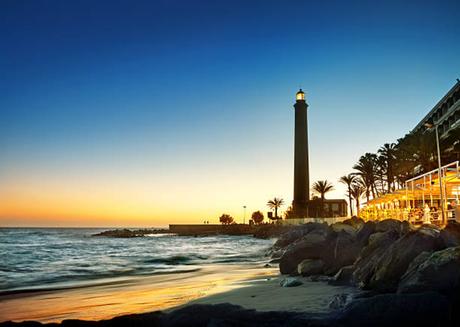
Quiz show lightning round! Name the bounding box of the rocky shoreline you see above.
[92,228,169,238]
[3,218,460,326]
[272,217,460,326]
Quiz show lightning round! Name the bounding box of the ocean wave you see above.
[0,268,202,296]
[144,254,208,265]
[1,228,272,293]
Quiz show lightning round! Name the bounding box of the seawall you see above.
[169,224,256,236]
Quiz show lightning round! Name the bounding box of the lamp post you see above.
[424,122,446,225]
[243,205,246,225]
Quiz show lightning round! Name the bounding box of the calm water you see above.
[0,228,273,293]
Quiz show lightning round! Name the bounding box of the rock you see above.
[336,292,451,327]
[162,303,312,327]
[297,259,325,276]
[355,221,376,246]
[92,228,142,238]
[263,263,271,268]
[0,304,319,327]
[329,265,354,286]
[331,223,357,237]
[342,216,365,229]
[367,226,445,292]
[440,222,460,247]
[328,293,352,310]
[398,246,460,295]
[279,277,303,287]
[400,220,415,235]
[375,219,402,233]
[399,251,432,284]
[323,231,362,275]
[252,224,291,239]
[272,227,305,249]
[279,228,330,275]
[92,228,168,238]
[273,223,328,249]
[353,230,400,289]
[279,221,369,276]
[269,249,285,259]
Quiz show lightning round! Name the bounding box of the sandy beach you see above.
[0,264,276,323]
[187,276,356,314]
[0,263,357,324]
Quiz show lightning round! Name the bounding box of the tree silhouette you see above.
[312,180,334,217]
[219,214,234,225]
[251,211,264,224]
[350,182,366,215]
[339,174,356,216]
[267,198,284,220]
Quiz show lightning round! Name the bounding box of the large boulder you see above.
[297,259,325,276]
[440,222,460,247]
[355,221,376,246]
[331,223,358,237]
[336,292,451,327]
[279,227,331,274]
[273,222,328,249]
[375,219,402,233]
[322,230,362,275]
[366,226,445,292]
[353,230,400,288]
[342,216,365,230]
[398,246,460,295]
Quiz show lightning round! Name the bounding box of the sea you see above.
[0,228,274,294]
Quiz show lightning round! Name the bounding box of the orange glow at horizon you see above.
[3,157,337,227]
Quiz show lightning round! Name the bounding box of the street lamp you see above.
[424,121,446,225]
[243,205,247,225]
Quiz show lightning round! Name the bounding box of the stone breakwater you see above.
[272,217,460,326]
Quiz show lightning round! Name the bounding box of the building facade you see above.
[413,80,460,137]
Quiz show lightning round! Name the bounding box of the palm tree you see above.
[312,180,334,217]
[378,143,396,193]
[353,153,379,200]
[267,197,284,219]
[339,174,356,216]
[312,180,335,200]
[349,183,366,216]
[396,130,436,174]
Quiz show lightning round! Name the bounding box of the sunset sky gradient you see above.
[1,0,460,226]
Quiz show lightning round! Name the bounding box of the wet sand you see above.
[0,264,277,323]
[187,276,356,314]
[0,265,356,324]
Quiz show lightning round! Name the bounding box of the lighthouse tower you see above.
[292,89,310,216]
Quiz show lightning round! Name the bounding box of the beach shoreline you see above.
[0,268,359,326]
[0,264,279,323]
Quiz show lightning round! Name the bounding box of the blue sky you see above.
[1,0,459,226]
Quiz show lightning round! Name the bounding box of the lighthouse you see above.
[292,89,310,216]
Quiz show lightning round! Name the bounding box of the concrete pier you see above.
[169,224,255,236]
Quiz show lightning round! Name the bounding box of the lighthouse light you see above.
[296,89,305,101]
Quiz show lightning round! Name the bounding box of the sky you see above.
[1,0,459,227]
